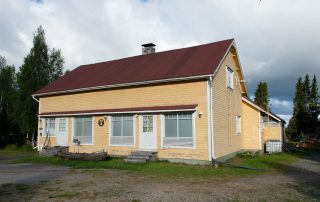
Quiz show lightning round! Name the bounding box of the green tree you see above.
[288,77,308,138]
[0,56,19,147]
[310,75,320,134]
[48,48,64,82]
[254,81,269,111]
[303,74,312,133]
[17,26,64,138]
[286,118,297,138]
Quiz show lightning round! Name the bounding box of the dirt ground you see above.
[0,154,319,202]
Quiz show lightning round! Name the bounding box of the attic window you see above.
[226,66,234,89]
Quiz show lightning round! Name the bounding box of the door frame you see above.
[57,117,69,146]
[139,114,157,151]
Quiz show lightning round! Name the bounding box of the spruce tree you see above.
[303,74,312,133]
[310,75,320,134]
[0,56,18,147]
[254,81,269,111]
[291,77,308,136]
[17,26,64,138]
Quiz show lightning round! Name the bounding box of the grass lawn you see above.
[0,144,37,155]
[6,149,303,180]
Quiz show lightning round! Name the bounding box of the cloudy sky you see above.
[0,0,319,122]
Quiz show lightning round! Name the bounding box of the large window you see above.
[45,118,56,136]
[74,117,93,144]
[110,115,134,146]
[226,66,234,89]
[163,113,194,148]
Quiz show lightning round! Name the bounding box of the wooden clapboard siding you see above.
[212,49,243,158]
[39,80,209,160]
[40,81,205,114]
[242,101,261,150]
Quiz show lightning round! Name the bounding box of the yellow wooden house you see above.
[33,39,285,164]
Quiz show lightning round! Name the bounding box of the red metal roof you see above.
[39,104,198,116]
[35,39,234,96]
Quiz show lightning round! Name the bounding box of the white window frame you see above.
[58,118,67,132]
[142,115,154,133]
[236,116,242,135]
[72,116,94,145]
[161,112,196,149]
[109,115,135,147]
[45,118,56,136]
[226,66,234,89]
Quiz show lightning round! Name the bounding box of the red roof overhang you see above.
[39,104,198,117]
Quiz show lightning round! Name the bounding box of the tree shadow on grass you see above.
[260,152,320,200]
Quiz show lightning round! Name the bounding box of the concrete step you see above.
[125,150,158,163]
[131,151,156,156]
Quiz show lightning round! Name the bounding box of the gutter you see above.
[32,95,39,103]
[31,95,40,150]
[38,108,197,117]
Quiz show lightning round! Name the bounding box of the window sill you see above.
[162,146,195,150]
[109,144,134,147]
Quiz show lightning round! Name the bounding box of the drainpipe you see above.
[32,95,39,103]
[32,95,40,150]
[208,75,216,160]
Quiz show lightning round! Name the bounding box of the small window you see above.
[59,119,67,132]
[74,117,93,144]
[226,67,234,89]
[143,115,153,132]
[45,118,56,136]
[163,113,194,148]
[110,115,134,146]
[236,116,242,134]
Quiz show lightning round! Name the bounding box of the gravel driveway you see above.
[0,153,319,201]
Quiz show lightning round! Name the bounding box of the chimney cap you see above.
[142,43,156,47]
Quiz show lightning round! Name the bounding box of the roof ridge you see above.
[78,38,234,69]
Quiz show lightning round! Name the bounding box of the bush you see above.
[20,145,34,152]
[4,144,19,151]
[3,144,35,152]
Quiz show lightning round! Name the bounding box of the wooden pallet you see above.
[57,151,108,161]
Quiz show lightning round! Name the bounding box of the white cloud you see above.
[0,0,319,115]
[276,114,292,126]
[270,98,293,115]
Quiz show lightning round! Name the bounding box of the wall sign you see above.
[98,119,104,127]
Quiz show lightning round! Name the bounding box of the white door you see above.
[57,118,68,146]
[139,115,156,150]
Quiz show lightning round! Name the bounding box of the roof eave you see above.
[242,96,286,123]
[33,74,212,97]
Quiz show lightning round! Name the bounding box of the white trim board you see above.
[39,108,197,117]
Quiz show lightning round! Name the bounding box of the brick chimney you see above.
[141,43,156,54]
